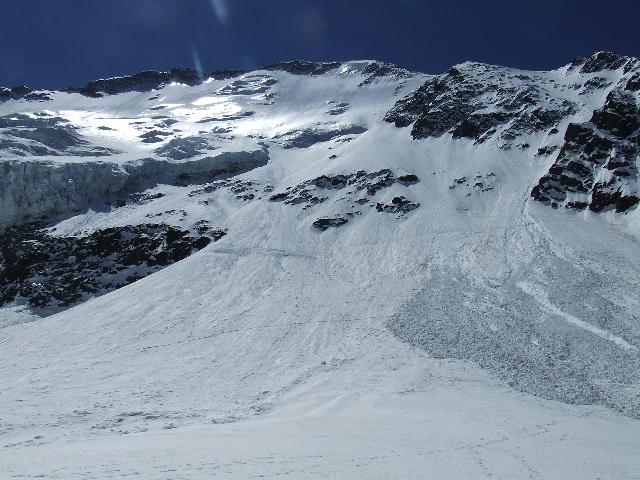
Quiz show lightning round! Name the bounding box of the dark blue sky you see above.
[1,0,639,88]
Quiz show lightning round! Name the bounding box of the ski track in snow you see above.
[518,280,638,352]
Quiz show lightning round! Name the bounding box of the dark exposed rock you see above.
[384,63,577,146]
[397,174,420,185]
[262,170,422,225]
[196,111,254,123]
[267,169,410,208]
[502,108,574,143]
[273,125,367,149]
[189,178,266,202]
[626,72,640,92]
[311,174,352,189]
[531,88,639,213]
[376,196,420,214]
[588,185,639,213]
[449,173,497,194]
[0,86,52,103]
[232,112,255,122]
[591,90,640,138]
[268,192,289,202]
[272,189,327,206]
[206,69,248,80]
[581,76,613,94]
[362,170,396,195]
[312,217,348,231]
[383,76,448,129]
[566,56,586,71]
[358,62,413,86]
[536,145,559,156]
[579,52,631,74]
[451,112,511,141]
[566,201,589,210]
[65,69,245,98]
[129,192,165,204]
[69,69,200,97]
[140,130,172,144]
[0,223,225,312]
[264,61,342,76]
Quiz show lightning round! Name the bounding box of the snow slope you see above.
[1,55,639,479]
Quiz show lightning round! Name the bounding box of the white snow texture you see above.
[1,55,639,479]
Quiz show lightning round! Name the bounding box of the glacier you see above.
[0,54,639,479]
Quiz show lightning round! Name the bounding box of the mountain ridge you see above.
[2,51,636,96]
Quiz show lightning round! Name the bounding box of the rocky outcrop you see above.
[449,173,498,195]
[264,60,342,76]
[312,217,348,231]
[268,169,418,208]
[66,68,245,97]
[384,63,577,147]
[568,51,636,74]
[191,169,421,223]
[267,170,420,228]
[189,178,266,202]
[531,88,639,213]
[0,223,225,311]
[375,196,420,215]
[0,86,51,103]
[381,52,639,215]
[272,124,367,149]
[358,61,413,86]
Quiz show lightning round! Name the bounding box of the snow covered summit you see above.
[1,53,639,479]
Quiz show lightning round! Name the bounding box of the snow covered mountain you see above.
[1,53,639,478]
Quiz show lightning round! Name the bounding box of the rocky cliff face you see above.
[384,62,577,146]
[0,222,224,312]
[531,88,639,212]
[385,51,639,213]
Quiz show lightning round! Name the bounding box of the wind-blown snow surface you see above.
[1,56,640,479]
